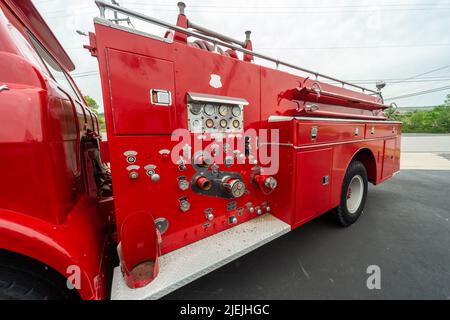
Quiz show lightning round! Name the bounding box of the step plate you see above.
[111,214,290,300]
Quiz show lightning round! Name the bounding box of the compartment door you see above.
[295,148,333,225]
[107,49,176,135]
[382,138,396,179]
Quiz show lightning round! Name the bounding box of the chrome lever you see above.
[0,84,9,92]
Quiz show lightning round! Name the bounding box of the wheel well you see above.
[352,148,377,184]
[0,249,81,300]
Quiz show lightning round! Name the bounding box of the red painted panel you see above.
[172,42,261,131]
[296,122,365,146]
[295,148,333,225]
[107,49,176,135]
[382,138,396,179]
[108,136,269,254]
[394,135,401,173]
[268,146,296,226]
[365,123,397,139]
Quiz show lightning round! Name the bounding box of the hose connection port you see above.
[254,175,278,194]
[195,176,212,191]
[222,176,246,198]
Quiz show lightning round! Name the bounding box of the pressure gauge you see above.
[232,120,240,128]
[204,104,215,116]
[205,119,215,128]
[220,119,228,128]
[192,119,201,129]
[218,105,229,117]
[231,106,241,117]
[190,104,203,115]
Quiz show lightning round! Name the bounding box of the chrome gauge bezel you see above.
[218,105,229,117]
[187,101,244,134]
[204,104,216,116]
[231,105,241,117]
[190,103,203,115]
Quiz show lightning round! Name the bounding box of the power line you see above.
[385,85,450,100]
[72,74,99,79]
[125,7,450,14]
[386,65,450,87]
[256,43,450,50]
[124,2,450,9]
[332,77,450,85]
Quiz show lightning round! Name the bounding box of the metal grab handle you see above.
[187,21,247,48]
[0,85,9,92]
[177,0,248,48]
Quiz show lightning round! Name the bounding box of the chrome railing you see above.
[95,0,382,98]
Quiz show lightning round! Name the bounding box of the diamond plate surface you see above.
[111,214,290,300]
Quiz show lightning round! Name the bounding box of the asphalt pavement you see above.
[166,170,450,300]
[166,134,450,300]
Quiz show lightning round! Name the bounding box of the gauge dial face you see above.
[231,106,241,117]
[190,104,203,115]
[204,104,215,116]
[220,119,228,128]
[192,119,201,129]
[205,119,215,128]
[218,105,229,117]
[232,120,240,128]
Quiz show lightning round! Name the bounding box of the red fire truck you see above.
[0,0,401,300]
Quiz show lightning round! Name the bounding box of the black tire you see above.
[336,161,368,227]
[0,253,77,300]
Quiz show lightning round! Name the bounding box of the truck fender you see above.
[0,207,107,300]
[349,147,378,184]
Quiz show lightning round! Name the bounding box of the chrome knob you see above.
[129,171,139,180]
[265,206,271,213]
[180,199,190,212]
[178,179,190,191]
[249,207,255,213]
[206,212,214,221]
[151,174,160,183]
[256,208,262,215]
[264,177,278,190]
[229,216,237,224]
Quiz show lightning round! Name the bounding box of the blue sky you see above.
[33,0,450,111]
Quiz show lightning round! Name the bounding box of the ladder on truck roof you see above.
[94,0,387,107]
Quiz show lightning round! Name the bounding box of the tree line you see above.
[386,94,450,133]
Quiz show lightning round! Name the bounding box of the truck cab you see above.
[0,0,111,300]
